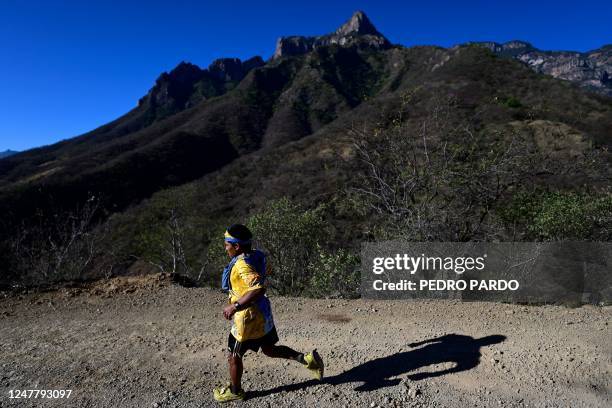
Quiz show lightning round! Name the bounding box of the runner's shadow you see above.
[248,333,506,399]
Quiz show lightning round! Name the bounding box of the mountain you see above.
[0,150,18,159]
[0,11,399,219]
[273,10,391,59]
[1,10,610,219]
[0,11,611,286]
[472,41,612,97]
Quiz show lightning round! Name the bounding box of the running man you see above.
[213,224,324,403]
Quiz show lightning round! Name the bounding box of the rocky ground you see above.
[0,274,610,407]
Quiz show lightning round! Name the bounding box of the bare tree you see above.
[143,208,207,280]
[348,93,603,241]
[8,195,108,287]
[145,208,186,274]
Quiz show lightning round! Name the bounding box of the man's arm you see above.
[408,334,453,348]
[223,287,266,320]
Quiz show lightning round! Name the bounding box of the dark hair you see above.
[227,224,253,242]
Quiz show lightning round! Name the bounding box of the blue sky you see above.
[1,0,610,151]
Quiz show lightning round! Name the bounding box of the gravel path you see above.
[0,275,610,407]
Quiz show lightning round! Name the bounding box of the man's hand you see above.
[223,304,237,320]
[222,288,264,320]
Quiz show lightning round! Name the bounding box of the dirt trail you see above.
[0,275,610,407]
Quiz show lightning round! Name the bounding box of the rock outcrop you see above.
[138,56,264,119]
[473,41,612,97]
[208,56,264,81]
[273,11,392,59]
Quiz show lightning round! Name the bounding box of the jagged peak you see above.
[155,57,264,85]
[208,56,264,81]
[169,61,203,76]
[208,57,240,67]
[468,40,534,49]
[464,40,536,57]
[150,61,203,87]
[502,40,534,50]
[273,10,390,59]
[334,10,381,37]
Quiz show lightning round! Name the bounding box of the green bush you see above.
[248,197,324,295]
[307,244,360,298]
[500,191,612,240]
[246,197,360,297]
[493,95,523,108]
[532,192,612,240]
[504,96,522,108]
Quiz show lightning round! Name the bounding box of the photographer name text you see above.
[371,254,519,292]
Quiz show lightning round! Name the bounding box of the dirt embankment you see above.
[1,274,610,407]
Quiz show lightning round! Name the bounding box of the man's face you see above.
[224,241,238,258]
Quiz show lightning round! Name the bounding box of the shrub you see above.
[500,191,612,240]
[245,197,360,297]
[307,244,360,298]
[531,192,612,240]
[247,197,325,295]
[504,96,522,108]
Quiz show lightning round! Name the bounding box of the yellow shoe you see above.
[304,349,324,380]
[213,384,245,403]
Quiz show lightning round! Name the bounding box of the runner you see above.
[213,224,324,403]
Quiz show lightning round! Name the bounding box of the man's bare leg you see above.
[261,344,307,364]
[228,353,243,393]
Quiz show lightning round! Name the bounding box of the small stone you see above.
[408,388,421,398]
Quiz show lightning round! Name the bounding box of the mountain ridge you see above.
[0,11,611,236]
[1,11,610,191]
[5,12,610,160]
[470,40,612,97]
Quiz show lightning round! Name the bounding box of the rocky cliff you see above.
[273,10,392,59]
[474,41,612,97]
[138,56,265,115]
